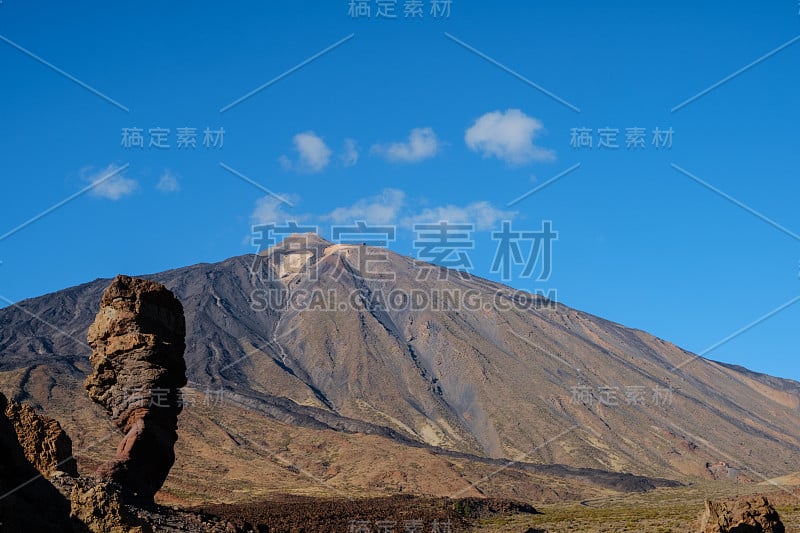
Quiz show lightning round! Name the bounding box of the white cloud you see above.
[280,131,332,173]
[340,138,359,167]
[156,170,180,193]
[404,201,516,231]
[323,189,514,230]
[85,164,138,200]
[250,193,302,225]
[325,189,406,225]
[465,109,555,166]
[371,127,440,163]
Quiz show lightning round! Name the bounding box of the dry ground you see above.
[472,482,800,532]
[172,482,800,532]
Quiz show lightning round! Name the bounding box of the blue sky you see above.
[1,1,798,380]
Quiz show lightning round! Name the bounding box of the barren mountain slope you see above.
[1,234,798,496]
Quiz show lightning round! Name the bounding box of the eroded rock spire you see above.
[85,274,187,503]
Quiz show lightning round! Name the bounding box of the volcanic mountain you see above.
[1,233,798,504]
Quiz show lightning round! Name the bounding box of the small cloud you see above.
[250,193,303,226]
[84,164,138,200]
[404,201,516,231]
[156,170,180,193]
[325,189,406,225]
[340,138,359,167]
[280,131,332,173]
[371,127,440,163]
[465,109,555,166]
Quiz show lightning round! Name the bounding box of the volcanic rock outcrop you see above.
[85,275,187,503]
[4,396,78,477]
[0,392,73,532]
[698,496,785,533]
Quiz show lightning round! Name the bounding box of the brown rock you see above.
[85,275,187,503]
[0,392,73,532]
[698,495,785,532]
[4,397,78,477]
[50,474,153,533]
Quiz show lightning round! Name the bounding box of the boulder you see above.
[50,474,153,533]
[698,495,784,533]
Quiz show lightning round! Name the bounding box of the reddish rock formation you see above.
[698,495,785,533]
[85,275,187,503]
[4,397,78,477]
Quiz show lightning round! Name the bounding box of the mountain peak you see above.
[292,232,333,246]
[259,232,333,257]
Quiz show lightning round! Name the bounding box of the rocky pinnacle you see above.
[85,274,187,503]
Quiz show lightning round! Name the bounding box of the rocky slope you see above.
[1,234,799,504]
